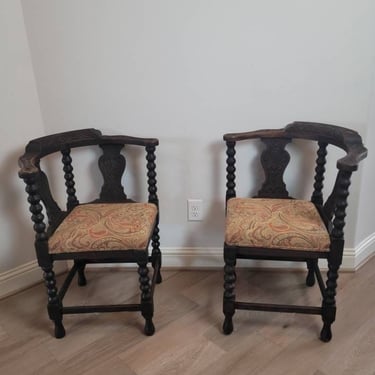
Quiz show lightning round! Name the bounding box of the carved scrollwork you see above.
[257,138,291,198]
[98,144,127,202]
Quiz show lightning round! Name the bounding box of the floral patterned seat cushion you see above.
[225,198,330,251]
[48,203,157,254]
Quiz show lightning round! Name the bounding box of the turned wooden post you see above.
[146,145,162,283]
[23,174,65,338]
[225,141,236,202]
[311,142,328,205]
[138,260,154,336]
[61,149,79,210]
[320,170,352,342]
[223,248,236,334]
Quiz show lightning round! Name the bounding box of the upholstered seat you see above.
[49,203,158,254]
[225,198,330,251]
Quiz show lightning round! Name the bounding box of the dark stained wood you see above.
[223,248,236,335]
[146,144,162,283]
[257,137,291,198]
[222,122,367,342]
[225,141,236,202]
[306,259,317,287]
[311,141,328,206]
[18,128,161,339]
[61,149,79,209]
[99,144,128,202]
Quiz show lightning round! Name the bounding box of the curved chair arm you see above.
[100,135,159,147]
[223,128,285,142]
[224,122,367,172]
[18,128,159,178]
[285,122,367,172]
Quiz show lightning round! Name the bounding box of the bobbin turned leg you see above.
[146,144,162,284]
[23,174,65,338]
[320,261,339,342]
[320,170,351,342]
[43,266,65,338]
[223,247,236,335]
[138,261,155,336]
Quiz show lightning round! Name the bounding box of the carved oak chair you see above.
[222,122,367,342]
[18,129,161,338]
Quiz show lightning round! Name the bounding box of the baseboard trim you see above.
[353,233,375,270]
[2,236,375,299]
[160,247,360,271]
[0,260,67,300]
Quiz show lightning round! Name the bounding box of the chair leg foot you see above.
[306,271,315,287]
[156,271,162,284]
[223,316,233,335]
[144,319,155,336]
[54,321,66,339]
[320,323,332,342]
[77,273,87,286]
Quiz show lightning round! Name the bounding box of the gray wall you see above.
[0,0,45,272]
[1,1,374,280]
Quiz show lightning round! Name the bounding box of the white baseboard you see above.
[0,260,67,299]
[160,247,363,271]
[1,236,375,299]
[353,233,375,269]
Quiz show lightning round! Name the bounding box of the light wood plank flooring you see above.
[1,257,375,375]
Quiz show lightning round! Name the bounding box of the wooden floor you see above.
[1,257,375,375]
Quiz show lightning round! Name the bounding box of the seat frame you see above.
[19,128,161,338]
[222,122,367,342]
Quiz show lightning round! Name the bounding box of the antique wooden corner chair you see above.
[222,122,367,342]
[18,129,161,338]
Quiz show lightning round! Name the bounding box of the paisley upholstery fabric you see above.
[225,198,330,251]
[48,203,157,253]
